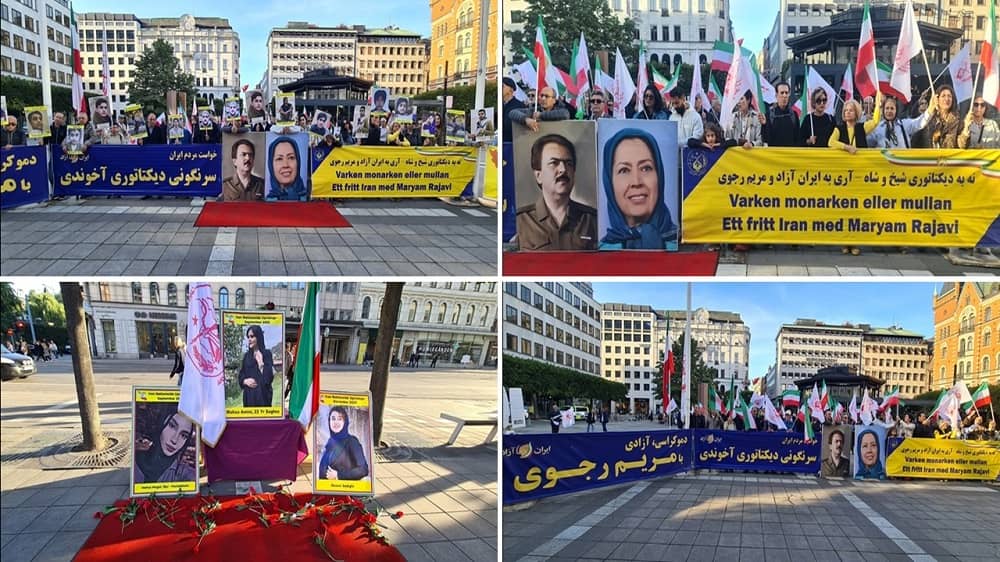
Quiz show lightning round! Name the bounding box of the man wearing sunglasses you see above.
[799,88,835,148]
[959,97,999,148]
[586,91,611,119]
[510,87,570,132]
[1,117,25,148]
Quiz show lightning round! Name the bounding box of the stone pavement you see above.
[0,197,497,277]
[715,245,998,276]
[502,471,1000,562]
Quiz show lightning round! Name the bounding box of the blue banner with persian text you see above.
[0,146,49,209]
[52,144,222,197]
[692,429,820,473]
[501,142,515,242]
[502,430,690,504]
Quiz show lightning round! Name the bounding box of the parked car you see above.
[561,406,589,421]
[1,344,36,380]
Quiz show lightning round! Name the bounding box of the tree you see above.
[128,39,196,115]
[506,0,638,76]
[369,283,404,446]
[503,355,627,417]
[28,290,65,328]
[1,283,24,334]
[0,76,101,119]
[61,282,106,452]
[651,339,716,404]
[412,82,499,112]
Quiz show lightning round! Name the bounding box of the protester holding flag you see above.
[959,96,1000,148]
[725,91,762,149]
[510,86,571,132]
[866,95,928,149]
[800,88,836,148]
[633,85,669,120]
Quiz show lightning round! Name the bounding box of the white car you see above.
[1,344,36,380]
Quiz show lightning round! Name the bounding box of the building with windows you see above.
[930,282,1000,391]
[81,282,361,363]
[77,13,239,114]
[265,22,358,101]
[356,27,428,96]
[1,0,74,88]
[600,303,662,416]
[771,318,865,395]
[429,0,498,90]
[502,282,601,376]
[861,328,930,398]
[356,282,497,368]
[662,308,750,393]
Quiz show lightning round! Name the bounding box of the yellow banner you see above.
[311,146,477,198]
[226,406,283,418]
[134,388,180,403]
[134,481,198,494]
[681,148,1000,246]
[319,392,370,408]
[222,312,283,326]
[885,438,1000,480]
[484,146,498,200]
[315,478,373,493]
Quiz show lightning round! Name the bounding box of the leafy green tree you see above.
[1,283,24,334]
[0,76,101,119]
[651,339,716,404]
[412,82,499,112]
[128,39,196,115]
[28,290,65,328]
[506,0,638,75]
[503,354,627,416]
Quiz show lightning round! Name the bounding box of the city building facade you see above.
[502,282,601,376]
[771,319,864,395]
[429,0,499,90]
[356,27,428,96]
[663,308,750,393]
[600,303,661,416]
[1,0,73,87]
[265,22,358,101]
[930,282,1000,391]
[861,328,930,398]
[357,281,498,368]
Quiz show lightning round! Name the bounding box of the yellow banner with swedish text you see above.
[311,146,477,198]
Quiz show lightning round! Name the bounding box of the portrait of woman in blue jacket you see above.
[266,136,308,201]
[599,128,678,250]
[318,406,370,481]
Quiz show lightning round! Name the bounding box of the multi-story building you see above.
[861,328,930,398]
[663,308,750,392]
[265,22,358,101]
[138,14,240,105]
[356,27,428,96]
[930,282,1000,391]
[502,282,601,376]
[82,282,361,363]
[764,0,989,80]
[1,0,74,87]
[429,0,498,90]
[771,319,864,395]
[78,13,239,114]
[356,281,497,368]
[600,304,661,415]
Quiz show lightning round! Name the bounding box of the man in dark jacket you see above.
[763,81,799,147]
[143,113,167,145]
[46,112,68,145]
[1,116,26,148]
[193,121,221,144]
[502,77,525,143]
[509,86,570,132]
[549,404,561,434]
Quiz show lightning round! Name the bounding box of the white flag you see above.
[763,398,787,430]
[950,380,973,408]
[611,48,636,119]
[666,397,678,414]
[859,388,875,425]
[719,40,754,132]
[890,0,924,102]
[807,67,838,116]
[948,43,974,103]
[848,389,859,423]
[561,408,575,428]
[178,283,227,446]
[690,63,707,109]
[808,383,825,422]
[508,73,528,103]
[514,61,537,94]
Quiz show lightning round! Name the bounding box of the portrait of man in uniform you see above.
[514,128,598,251]
[821,427,851,478]
[221,138,265,201]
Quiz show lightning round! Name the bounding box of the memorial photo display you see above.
[130,387,199,497]
[220,310,285,420]
[313,391,375,496]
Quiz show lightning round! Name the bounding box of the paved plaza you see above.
[503,466,1000,562]
[0,358,498,562]
[0,197,498,277]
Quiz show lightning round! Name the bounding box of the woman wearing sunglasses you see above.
[959,96,999,148]
[799,88,835,148]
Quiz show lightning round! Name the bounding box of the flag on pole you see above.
[982,0,999,107]
[876,60,905,98]
[666,397,678,415]
[690,63,707,108]
[879,387,900,411]
[928,389,946,419]
[889,0,924,102]
[970,382,991,408]
[178,283,227,446]
[719,39,754,132]
[288,283,320,430]
[832,398,845,423]
[636,41,649,106]
[792,86,809,123]
[571,32,591,117]
[860,388,878,425]
[930,391,961,430]
[663,319,674,415]
[782,389,800,409]
[709,386,723,414]
[710,40,735,72]
[101,29,111,98]
[948,42,974,103]
[651,66,677,97]
[855,0,878,98]
[514,55,537,91]
[840,62,855,101]
[819,380,830,411]
[763,397,787,430]
[736,393,756,429]
[848,388,859,423]
[70,5,86,116]
[594,55,615,94]
[508,72,528,102]
[611,47,636,119]
[807,66,837,116]
[951,381,974,411]
[808,383,825,422]
[533,16,554,95]
[800,402,815,442]
[708,73,723,104]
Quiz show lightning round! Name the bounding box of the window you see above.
[673,26,681,41]
[407,300,418,322]
[219,288,229,309]
[480,306,491,327]
[131,282,142,303]
[452,304,463,325]
[167,283,178,306]
[650,26,657,42]
[438,303,448,323]
[423,302,433,322]
[699,27,706,42]
[149,282,159,304]
[102,320,117,353]
[235,288,245,309]
[361,296,372,319]
[466,305,475,325]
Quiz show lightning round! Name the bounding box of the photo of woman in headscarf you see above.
[133,405,197,484]
[238,325,274,407]
[854,428,885,480]
[317,406,370,481]
[266,136,308,201]
[599,127,678,250]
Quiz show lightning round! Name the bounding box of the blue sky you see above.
[592,282,939,378]
[730,0,778,54]
[73,1,432,89]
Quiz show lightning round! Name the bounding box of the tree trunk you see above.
[369,283,404,447]
[60,282,106,452]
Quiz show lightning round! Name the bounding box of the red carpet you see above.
[74,493,404,562]
[194,202,351,228]
[503,250,719,276]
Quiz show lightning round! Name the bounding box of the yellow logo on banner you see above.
[682,148,1000,246]
[885,438,1000,480]
[311,146,477,198]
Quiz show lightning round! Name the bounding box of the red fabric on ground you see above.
[503,250,719,276]
[74,493,404,562]
[194,202,351,228]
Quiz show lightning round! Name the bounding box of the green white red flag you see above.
[981,0,999,107]
[855,0,878,98]
[736,393,755,429]
[800,402,815,442]
[709,386,723,414]
[651,66,676,97]
[782,389,800,408]
[70,5,86,116]
[879,387,900,411]
[971,382,991,409]
[288,282,320,430]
